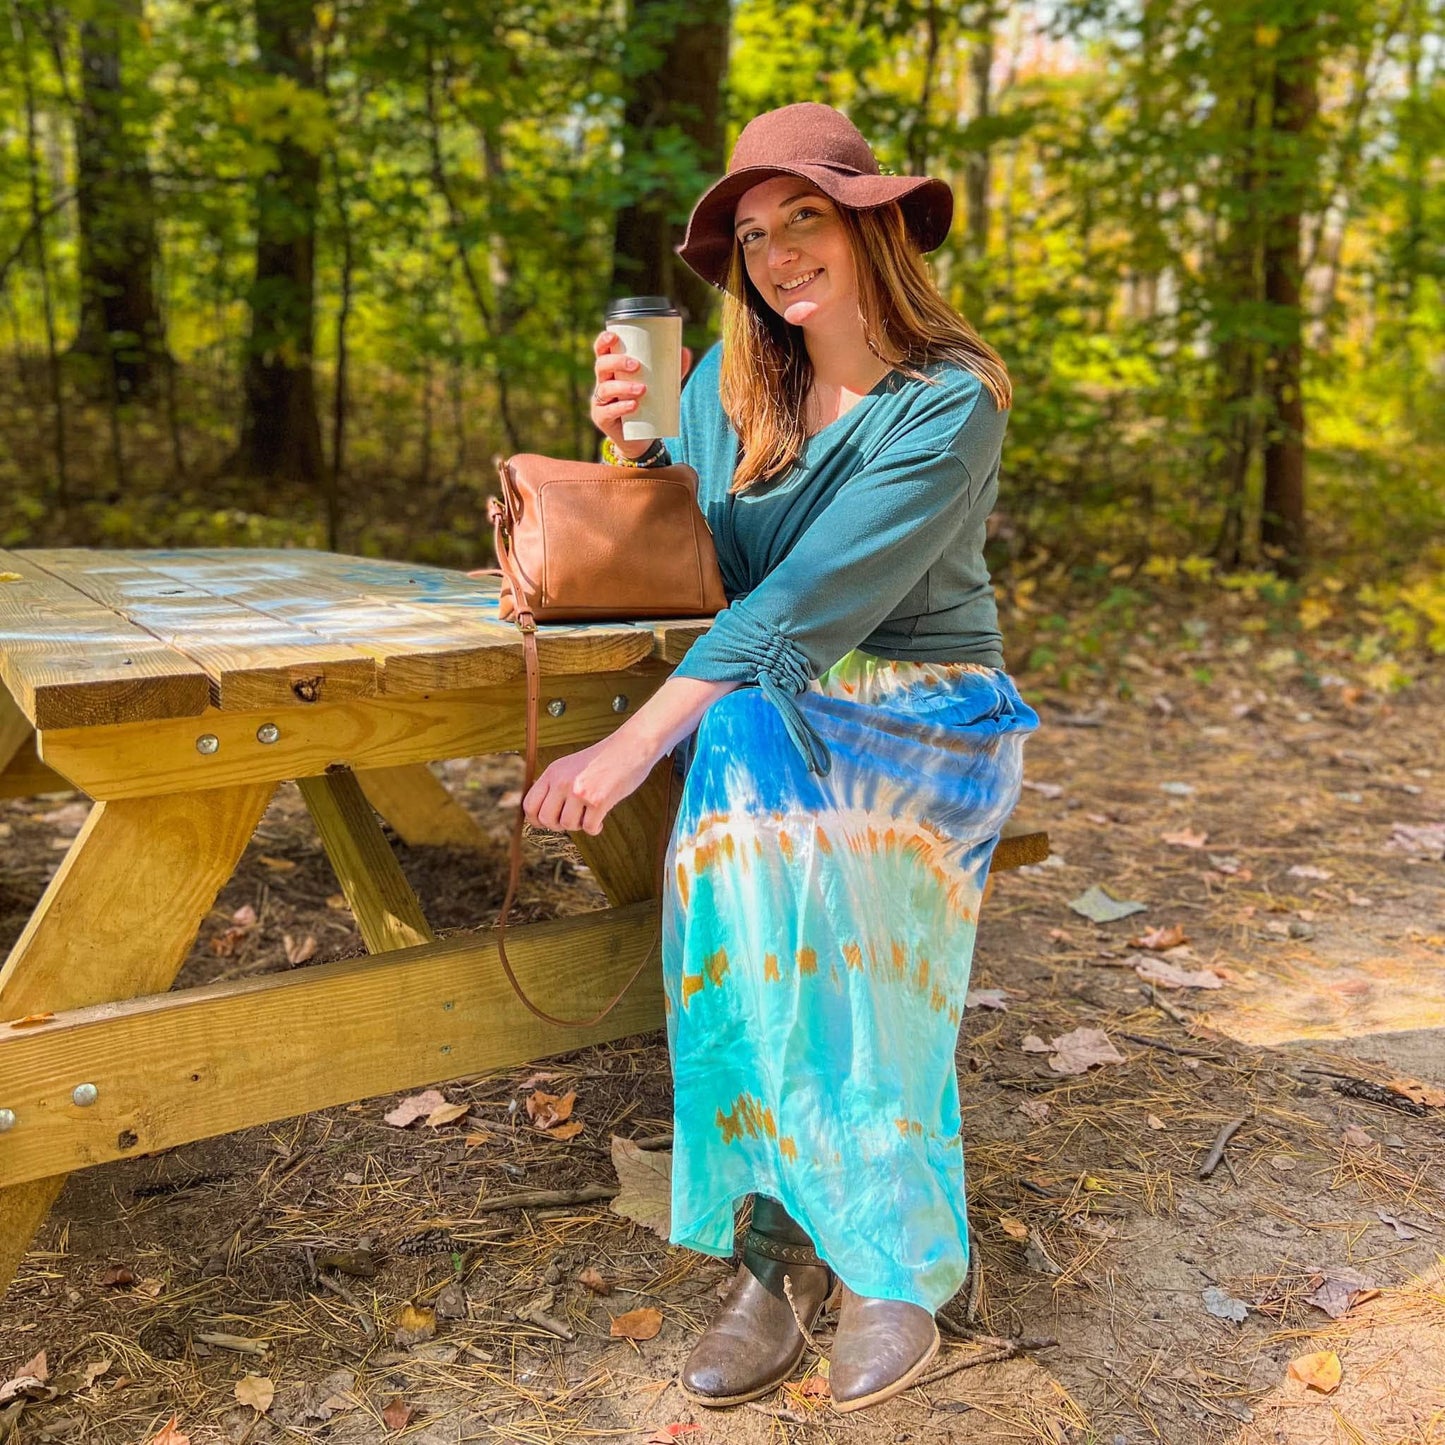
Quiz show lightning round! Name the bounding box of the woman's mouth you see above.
[778,269,822,296]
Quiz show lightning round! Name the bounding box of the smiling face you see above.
[733,176,858,328]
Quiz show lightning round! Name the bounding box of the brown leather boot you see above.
[680,1197,834,1407]
[828,1283,940,1413]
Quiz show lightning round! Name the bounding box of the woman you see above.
[523,101,1038,1413]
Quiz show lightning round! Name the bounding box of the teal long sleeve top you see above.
[661,341,1008,773]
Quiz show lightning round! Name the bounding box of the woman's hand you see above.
[523,730,661,836]
[591,330,693,455]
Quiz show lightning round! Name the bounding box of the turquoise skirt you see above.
[662,654,1039,1311]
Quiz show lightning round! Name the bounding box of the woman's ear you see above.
[681,346,694,380]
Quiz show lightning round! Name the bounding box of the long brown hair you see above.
[717,195,1011,494]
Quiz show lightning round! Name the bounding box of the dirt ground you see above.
[2,637,1443,1445]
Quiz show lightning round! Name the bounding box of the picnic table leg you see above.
[354,763,490,855]
[297,769,435,952]
[0,689,29,775]
[0,780,274,1298]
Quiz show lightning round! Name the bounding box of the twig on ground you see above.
[317,1270,377,1337]
[1118,1031,1225,1061]
[1198,1117,1248,1179]
[918,1334,1057,1388]
[1140,986,1193,1026]
[466,1183,619,1213]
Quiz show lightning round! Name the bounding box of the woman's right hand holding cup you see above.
[591,330,692,459]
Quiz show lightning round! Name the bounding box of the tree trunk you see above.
[1209,83,1263,570]
[70,0,165,400]
[1260,13,1320,579]
[610,0,729,348]
[236,0,323,483]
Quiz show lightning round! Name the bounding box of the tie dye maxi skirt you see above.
[662,653,1040,1312]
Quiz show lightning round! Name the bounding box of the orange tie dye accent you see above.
[930,983,949,1013]
[797,946,818,976]
[779,1136,798,1162]
[717,1092,778,1144]
[894,1118,925,1138]
[764,953,781,982]
[890,940,908,977]
[778,830,794,863]
[915,957,930,993]
[815,825,834,855]
[704,948,730,987]
[675,863,691,909]
[681,973,705,1007]
[843,941,863,971]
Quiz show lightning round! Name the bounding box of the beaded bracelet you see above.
[601,435,669,468]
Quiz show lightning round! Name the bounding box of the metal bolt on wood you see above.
[547,699,566,717]
[0,1109,15,1133]
[196,734,220,754]
[72,1083,99,1107]
[256,723,280,744]
[612,695,629,713]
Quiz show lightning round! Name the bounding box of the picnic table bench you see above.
[0,546,1047,1299]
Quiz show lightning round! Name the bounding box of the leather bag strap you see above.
[487,498,671,1030]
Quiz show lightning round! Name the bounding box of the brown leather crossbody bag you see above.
[483,452,726,1028]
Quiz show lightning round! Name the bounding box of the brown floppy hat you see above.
[675,102,954,292]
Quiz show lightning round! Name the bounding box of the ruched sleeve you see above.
[673,386,1005,773]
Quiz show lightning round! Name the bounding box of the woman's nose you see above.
[768,237,797,269]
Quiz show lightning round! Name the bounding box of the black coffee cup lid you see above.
[606,296,679,320]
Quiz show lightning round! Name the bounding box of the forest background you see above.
[1,0,1441,695]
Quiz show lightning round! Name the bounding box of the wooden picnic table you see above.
[0,546,1047,1300]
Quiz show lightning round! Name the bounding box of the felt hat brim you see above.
[674,162,954,293]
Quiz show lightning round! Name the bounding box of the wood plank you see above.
[355,764,491,854]
[151,551,663,688]
[0,780,274,1295]
[0,550,211,728]
[0,682,30,775]
[0,735,72,801]
[38,666,670,801]
[298,770,435,952]
[24,550,379,712]
[0,902,663,1188]
[992,826,1050,872]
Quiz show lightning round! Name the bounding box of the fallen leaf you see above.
[434,1281,468,1320]
[1069,885,1147,923]
[1202,1286,1249,1323]
[96,1265,136,1288]
[1160,781,1196,797]
[1385,1077,1445,1108]
[1269,1155,1297,1172]
[544,1119,585,1140]
[1385,822,1445,860]
[283,933,317,965]
[256,854,297,871]
[1021,780,1063,799]
[609,1136,672,1239]
[381,1396,415,1430]
[325,892,349,911]
[145,1419,191,1445]
[1133,955,1225,990]
[15,1354,45,1384]
[1044,1027,1126,1075]
[81,1359,111,1388]
[232,903,258,927]
[316,1249,377,1278]
[1146,1114,1167,1131]
[999,1215,1029,1241]
[384,1090,450,1128]
[1018,1099,1050,1123]
[1287,1350,1342,1394]
[1020,1035,1052,1053]
[1304,1267,1377,1319]
[1162,828,1209,849]
[234,1376,274,1413]
[794,1373,831,1400]
[9,1013,54,1029]
[1341,1125,1373,1148]
[424,1102,471,1128]
[646,1426,703,1443]
[1024,1236,1062,1274]
[1132,924,1189,951]
[577,1267,613,1295]
[525,1089,576,1131]
[966,988,1009,1011]
[1287,864,1333,880]
[393,1304,437,1347]
[610,1307,663,1341]
[1376,1209,1431,1240]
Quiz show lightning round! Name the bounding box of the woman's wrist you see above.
[602,435,668,467]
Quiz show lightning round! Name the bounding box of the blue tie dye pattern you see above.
[662,654,1039,1311]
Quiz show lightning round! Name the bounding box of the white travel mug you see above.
[605,296,682,441]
